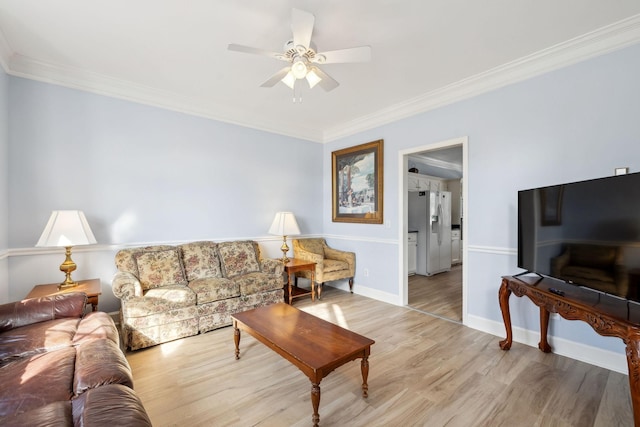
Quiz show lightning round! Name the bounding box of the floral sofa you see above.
[112,240,284,350]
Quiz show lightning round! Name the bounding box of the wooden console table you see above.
[499,275,640,426]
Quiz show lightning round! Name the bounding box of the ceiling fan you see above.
[228,8,371,92]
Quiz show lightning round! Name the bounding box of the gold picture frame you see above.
[332,139,383,224]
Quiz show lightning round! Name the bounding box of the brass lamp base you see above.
[280,235,290,264]
[58,246,78,290]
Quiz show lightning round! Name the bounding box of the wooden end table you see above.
[232,303,374,426]
[283,258,316,304]
[26,278,102,312]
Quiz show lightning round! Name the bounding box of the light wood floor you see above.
[126,287,632,426]
[409,264,462,322]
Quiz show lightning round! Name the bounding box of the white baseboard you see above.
[467,314,628,375]
[324,281,402,306]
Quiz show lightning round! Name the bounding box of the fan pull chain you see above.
[292,81,303,103]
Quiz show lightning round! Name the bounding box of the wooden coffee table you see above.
[232,302,374,426]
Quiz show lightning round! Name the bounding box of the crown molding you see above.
[322,14,640,142]
[3,53,323,142]
[0,15,639,144]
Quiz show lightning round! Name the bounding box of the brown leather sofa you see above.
[0,292,151,426]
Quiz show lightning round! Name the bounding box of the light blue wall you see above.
[4,41,640,366]
[0,68,8,301]
[7,78,322,310]
[326,43,640,356]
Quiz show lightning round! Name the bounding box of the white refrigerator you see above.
[408,191,452,276]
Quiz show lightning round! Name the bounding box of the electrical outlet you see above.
[363,268,369,277]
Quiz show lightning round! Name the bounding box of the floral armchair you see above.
[292,238,355,299]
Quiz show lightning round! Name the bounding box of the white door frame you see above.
[397,136,469,325]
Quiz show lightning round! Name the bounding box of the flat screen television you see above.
[518,172,640,303]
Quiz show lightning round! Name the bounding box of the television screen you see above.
[518,172,640,303]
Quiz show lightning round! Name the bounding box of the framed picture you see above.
[332,139,383,224]
[540,185,563,226]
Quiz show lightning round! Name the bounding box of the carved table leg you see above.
[625,335,640,427]
[311,382,321,427]
[498,279,513,350]
[234,322,241,360]
[361,355,370,398]
[538,307,552,353]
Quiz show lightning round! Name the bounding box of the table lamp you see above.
[268,212,300,263]
[36,210,97,289]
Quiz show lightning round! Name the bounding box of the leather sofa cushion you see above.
[73,311,119,345]
[135,249,187,290]
[0,318,80,361]
[188,277,239,304]
[0,346,76,417]
[72,384,152,427]
[0,401,72,427]
[217,241,261,278]
[0,293,86,332]
[180,241,223,281]
[74,339,133,395]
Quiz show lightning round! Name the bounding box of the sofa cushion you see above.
[235,272,283,296]
[0,293,86,332]
[135,249,186,290]
[188,277,239,304]
[323,259,349,273]
[72,384,152,427]
[73,311,119,346]
[0,346,76,417]
[0,401,72,427]
[124,286,196,318]
[0,317,80,362]
[180,241,222,281]
[115,245,176,277]
[217,241,261,278]
[74,339,133,396]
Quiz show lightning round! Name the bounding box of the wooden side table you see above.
[26,278,102,312]
[283,259,316,304]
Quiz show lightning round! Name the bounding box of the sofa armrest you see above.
[0,293,87,332]
[325,247,355,271]
[260,258,285,276]
[294,247,324,267]
[112,272,143,301]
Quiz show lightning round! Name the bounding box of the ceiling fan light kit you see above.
[228,8,371,96]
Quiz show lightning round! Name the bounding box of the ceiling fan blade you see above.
[313,46,372,64]
[260,67,291,87]
[311,67,339,92]
[291,8,314,50]
[228,44,284,60]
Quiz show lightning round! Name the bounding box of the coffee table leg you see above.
[234,321,241,360]
[361,355,370,398]
[311,382,321,427]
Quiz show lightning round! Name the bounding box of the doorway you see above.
[400,137,467,324]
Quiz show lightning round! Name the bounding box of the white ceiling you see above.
[1,1,640,143]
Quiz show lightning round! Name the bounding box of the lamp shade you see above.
[36,210,97,247]
[268,212,301,236]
